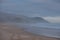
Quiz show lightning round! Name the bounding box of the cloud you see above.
[27,0,60,11]
[43,16,60,23]
[28,0,60,3]
[28,0,48,3]
[1,0,60,16]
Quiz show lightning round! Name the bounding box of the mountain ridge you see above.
[0,12,49,23]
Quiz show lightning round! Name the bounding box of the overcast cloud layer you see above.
[1,0,60,16]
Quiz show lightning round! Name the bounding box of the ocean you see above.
[17,23,60,38]
[1,0,60,38]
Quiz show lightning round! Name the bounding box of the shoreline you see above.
[0,23,59,40]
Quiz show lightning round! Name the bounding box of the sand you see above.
[0,23,59,40]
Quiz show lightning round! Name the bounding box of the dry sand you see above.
[0,23,59,40]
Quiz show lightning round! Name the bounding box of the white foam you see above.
[43,16,60,23]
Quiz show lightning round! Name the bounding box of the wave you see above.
[43,16,60,23]
[0,12,48,23]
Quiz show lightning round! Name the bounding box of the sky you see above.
[1,0,60,23]
[1,0,60,16]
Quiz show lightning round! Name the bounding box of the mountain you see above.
[0,12,49,23]
[27,17,49,23]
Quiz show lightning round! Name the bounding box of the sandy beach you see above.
[0,23,59,40]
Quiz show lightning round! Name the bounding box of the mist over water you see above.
[0,0,60,38]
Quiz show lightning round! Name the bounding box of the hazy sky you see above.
[1,0,60,16]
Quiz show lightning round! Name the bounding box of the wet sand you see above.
[0,23,59,40]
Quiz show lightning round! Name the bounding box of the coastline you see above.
[0,23,59,40]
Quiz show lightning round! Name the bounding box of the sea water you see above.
[16,23,60,38]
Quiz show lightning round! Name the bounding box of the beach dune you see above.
[0,23,59,40]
